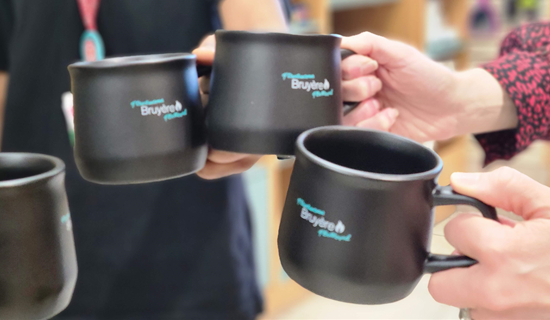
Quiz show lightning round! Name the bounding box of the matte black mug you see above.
[278,127,498,304]
[0,153,77,319]
[68,53,209,184]
[207,31,359,156]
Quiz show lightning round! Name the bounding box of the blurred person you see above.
[0,1,400,319]
[341,22,550,319]
[0,1,289,320]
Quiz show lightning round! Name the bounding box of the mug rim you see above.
[68,53,195,69]
[296,126,443,182]
[0,153,65,188]
[215,29,343,40]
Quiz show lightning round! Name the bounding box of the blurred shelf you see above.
[289,21,320,34]
[426,39,464,61]
[330,0,399,11]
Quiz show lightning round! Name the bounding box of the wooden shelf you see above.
[330,0,399,11]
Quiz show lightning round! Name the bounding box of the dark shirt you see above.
[0,1,261,319]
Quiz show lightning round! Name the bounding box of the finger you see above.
[341,32,414,67]
[451,167,550,220]
[470,308,535,320]
[207,149,251,164]
[198,34,216,49]
[199,75,211,94]
[429,266,484,309]
[469,309,499,320]
[341,54,378,80]
[444,213,510,261]
[356,107,398,131]
[200,93,208,107]
[343,99,380,126]
[197,156,261,180]
[192,47,215,65]
[498,215,518,227]
[342,76,382,102]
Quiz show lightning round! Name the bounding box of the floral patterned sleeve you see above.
[476,22,550,165]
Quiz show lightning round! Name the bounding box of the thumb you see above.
[193,34,216,65]
[451,167,550,220]
[341,32,416,67]
[192,47,214,65]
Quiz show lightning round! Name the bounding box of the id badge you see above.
[61,92,75,147]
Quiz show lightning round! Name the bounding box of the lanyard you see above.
[77,0,105,61]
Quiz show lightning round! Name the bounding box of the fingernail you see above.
[379,109,398,129]
[361,61,378,74]
[451,172,480,185]
[363,100,380,117]
[388,108,399,118]
[368,100,381,112]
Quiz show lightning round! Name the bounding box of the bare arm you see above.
[0,72,8,150]
[219,0,288,32]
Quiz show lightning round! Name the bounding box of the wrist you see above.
[452,68,518,136]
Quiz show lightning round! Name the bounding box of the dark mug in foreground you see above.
[68,53,209,185]
[207,31,359,156]
[0,153,77,319]
[278,127,498,304]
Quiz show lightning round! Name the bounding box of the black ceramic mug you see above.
[68,53,209,184]
[0,153,77,319]
[207,31,359,156]
[278,127,498,305]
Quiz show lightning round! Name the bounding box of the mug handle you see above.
[340,49,361,116]
[196,65,212,78]
[424,185,498,273]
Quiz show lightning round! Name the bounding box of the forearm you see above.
[453,68,518,136]
[219,0,288,32]
[0,72,8,150]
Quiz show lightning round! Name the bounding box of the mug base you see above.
[75,147,208,185]
[208,128,309,156]
[279,254,418,305]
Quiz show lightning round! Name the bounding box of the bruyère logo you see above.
[297,198,352,242]
[281,72,334,98]
[130,99,187,122]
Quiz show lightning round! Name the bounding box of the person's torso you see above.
[2,1,261,319]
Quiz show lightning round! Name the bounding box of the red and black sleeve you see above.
[476,22,550,165]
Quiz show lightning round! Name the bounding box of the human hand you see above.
[428,167,550,319]
[192,35,261,180]
[341,32,516,142]
[340,52,399,130]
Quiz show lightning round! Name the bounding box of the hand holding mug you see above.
[340,41,399,130]
[341,32,515,142]
[429,167,550,320]
[193,36,262,180]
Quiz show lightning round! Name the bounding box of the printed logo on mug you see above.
[130,98,188,122]
[297,198,352,242]
[281,72,333,98]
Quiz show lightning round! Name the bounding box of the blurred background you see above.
[246,0,550,318]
